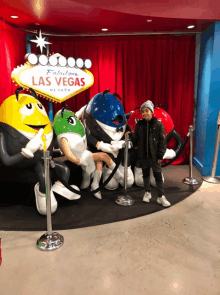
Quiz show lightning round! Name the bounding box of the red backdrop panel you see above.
[0,20,26,104]
[49,35,195,164]
[0,21,195,164]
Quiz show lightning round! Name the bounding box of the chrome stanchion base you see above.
[115,195,135,206]
[182,177,200,185]
[203,176,220,184]
[37,232,64,251]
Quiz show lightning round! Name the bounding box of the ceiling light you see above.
[84,59,92,69]
[39,54,48,66]
[102,28,108,31]
[147,20,152,22]
[10,15,19,19]
[67,57,75,68]
[76,58,84,68]
[187,25,195,29]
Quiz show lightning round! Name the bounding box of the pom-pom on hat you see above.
[140,100,154,113]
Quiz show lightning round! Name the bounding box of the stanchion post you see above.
[115,134,135,206]
[45,150,52,236]
[183,125,200,185]
[36,151,64,251]
[124,133,129,195]
[203,110,220,184]
[189,125,193,179]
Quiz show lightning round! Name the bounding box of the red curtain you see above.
[49,35,195,164]
[0,20,26,104]
[0,20,195,164]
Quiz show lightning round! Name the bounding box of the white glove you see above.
[111,140,132,149]
[21,129,44,158]
[80,150,96,175]
[113,149,119,158]
[79,150,92,167]
[163,149,176,160]
[97,141,118,158]
[80,158,88,168]
[111,140,125,149]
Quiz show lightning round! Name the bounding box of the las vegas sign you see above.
[11,53,94,103]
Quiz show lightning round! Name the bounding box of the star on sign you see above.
[30,30,51,54]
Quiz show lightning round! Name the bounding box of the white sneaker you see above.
[157,196,171,207]
[143,192,152,202]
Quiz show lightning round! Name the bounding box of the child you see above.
[127,100,171,207]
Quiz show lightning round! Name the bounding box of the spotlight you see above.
[49,55,58,66]
[84,59,92,69]
[76,58,84,68]
[67,57,75,68]
[39,54,48,66]
[58,56,67,67]
[26,53,38,65]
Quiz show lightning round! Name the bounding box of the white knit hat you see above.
[140,100,154,113]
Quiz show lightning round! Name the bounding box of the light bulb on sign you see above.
[58,56,67,67]
[27,53,38,65]
[76,58,84,68]
[49,55,58,66]
[187,25,195,29]
[67,57,75,68]
[39,54,48,66]
[84,59,92,69]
